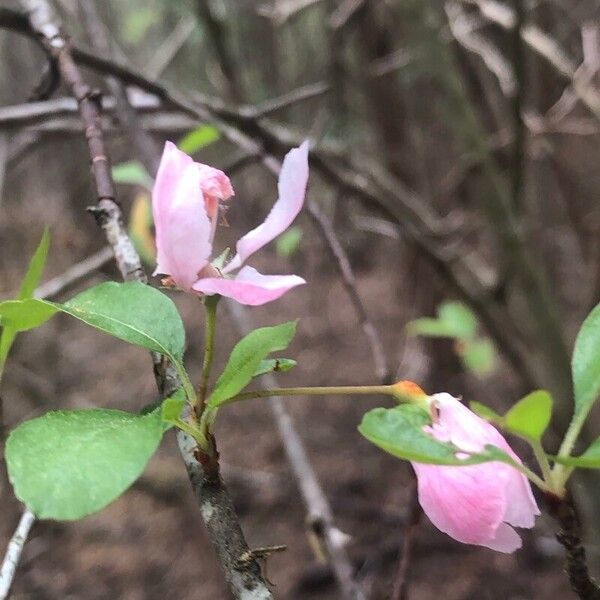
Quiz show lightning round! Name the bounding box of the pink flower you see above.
[152,140,309,305]
[411,393,539,553]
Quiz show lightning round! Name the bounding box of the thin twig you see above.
[308,200,390,382]
[465,0,600,122]
[509,0,526,215]
[195,0,241,101]
[33,246,113,300]
[227,300,365,600]
[78,0,161,174]
[0,508,35,600]
[17,2,272,597]
[145,18,195,79]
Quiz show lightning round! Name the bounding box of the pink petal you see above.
[197,164,234,204]
[483,523,522,553]
[224,141,309,273]
[152,150,212,291]
[153,141,195,275]
[192,265,305,306]
[412,461,506,547]
[431,393,540,528]
[430,392,500,452]
[499,462,540,528]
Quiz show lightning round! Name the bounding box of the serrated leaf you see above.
[504,390,553,441]
[460,338,496,375]
[59,282,185,362]
[178,126,220,154]
[572,302,600,419]
[6,408,164,520]
[552,437,600,468]
[208,321,297,408]
[276,227,303,259]
[359,405,513,466]
[1,282,185,364]
[112,161,153,189]
[253,358,297,377]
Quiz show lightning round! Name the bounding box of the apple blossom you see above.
[152,140,309,305]
[412,392,540,553]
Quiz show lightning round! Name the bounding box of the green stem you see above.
[531,439,554,486]
[514,461,551,492]
[552,410,589,489]
[224,385,395,406]
[198,295,219,409]
[174,361,198,408]
[557,411,587,459]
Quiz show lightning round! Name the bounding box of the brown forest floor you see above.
[0,139,577,599]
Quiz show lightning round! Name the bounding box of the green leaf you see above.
[212,248,230,270]
[552,437,600,468]
[19,228,50,300]
[59,282,185,362]
[407,301,478,340]
[460,338,496,375]
[0,229,51,363]
[359,405,513,466]
[112,161,153,189]
[407,317,462,338]
[1,283,185,363]
[6,408,164,520]
[121,7,157,44]
[253,358,297,377]
[208,321,297,408]
[438,301,477,339]
[504,390,553,441]
[469,401,501,422]
[161,390,186,424]
[0,299,57,332]
[178,126,221,154]
[572,302,600,418]
[276,227,303,259]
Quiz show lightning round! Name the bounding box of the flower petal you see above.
[412,461,506,547]
[192,265,305,306]
[482,523,522,553]
[430,392,540,528]
[197,164,234,202]
[224,141,309,273]
[153,141,195,275]
[152,150,212,291]
[500,463,540,528]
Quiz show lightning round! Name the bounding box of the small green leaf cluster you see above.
[407,300,496,376]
